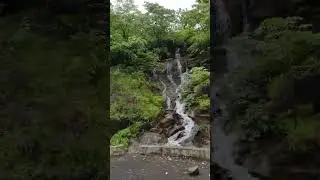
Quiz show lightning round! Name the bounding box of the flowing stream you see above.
[159,49,199,146]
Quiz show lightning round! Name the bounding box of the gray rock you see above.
[175,131,185,140]
[159,114,175,128]
[167,125,185,137]
[139,132,163,145]
[172,112,181,122]
[188,166,200,176]
[150,128,158,133]
[164,113,174,120]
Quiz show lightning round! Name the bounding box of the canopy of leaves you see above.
[110,0,182,67]
[173,0,209,57]
[227,17,320,150]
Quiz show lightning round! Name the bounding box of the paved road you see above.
[110,154,210,180]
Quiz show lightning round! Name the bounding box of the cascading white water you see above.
[163,49,199,146]
[166,62,177,89]
[160,80,171,109]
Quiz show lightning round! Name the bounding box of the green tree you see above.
[174,0,209,56]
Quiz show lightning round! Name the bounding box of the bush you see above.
[110,122,145,147]
[181,67,209,113]
[227,17,320,148]
[110,36,159,71]
[110,69,164,147]
[280,113,320,151]
[110,69,164,123]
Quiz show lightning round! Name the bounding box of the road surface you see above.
[110,153,210,180]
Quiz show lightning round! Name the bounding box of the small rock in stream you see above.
[176,131,185,140]
[168,125,185,137]
[188,166,200,176]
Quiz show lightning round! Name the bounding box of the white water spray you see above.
[160,80,171,110]
[165,49,199,146]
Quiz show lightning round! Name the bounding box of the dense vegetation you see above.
[110,0,210,146]
[181,67,210,114]
[0,0,210,177]
[226,17,320,152]
[0,1,109,179]
[110,69,163,147]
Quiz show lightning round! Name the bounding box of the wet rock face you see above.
[159,114,176,128]
[157,112,184,138]
[167,125,185,137]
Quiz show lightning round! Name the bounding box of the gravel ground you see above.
[110,153,210,180]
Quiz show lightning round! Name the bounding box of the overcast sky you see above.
[111,0,196,12]
[135,0,196,11]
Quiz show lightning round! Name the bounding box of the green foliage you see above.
[253,17,305,41]
[181,67,209,113]
[110,67,163,148]
[110,0,180,69]
[0,13,108,179]
[110,69,164,122]
[267,74,295,109]
[109,0,210,149]
[275,110,320,151]
[109,0,211,149]
[111,0,209,66]
[284,117,318,151]
[110,122,144,147]
[228,17,320,150]
[172,0,209,57]
[196,95,210,112]
[143,2,177,41]
[110,35,159,71]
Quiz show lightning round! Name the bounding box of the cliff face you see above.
[223,0,320,35]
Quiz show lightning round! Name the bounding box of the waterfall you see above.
[212,1,260,179]
[158,49,199,146]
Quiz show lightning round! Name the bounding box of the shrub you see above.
[227,17,320,147]
[110,69,164,123]
[110,122,145,147]
[181,67,209,113]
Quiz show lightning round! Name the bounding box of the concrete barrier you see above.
[110,145,127,156]
[139,145,210,160]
